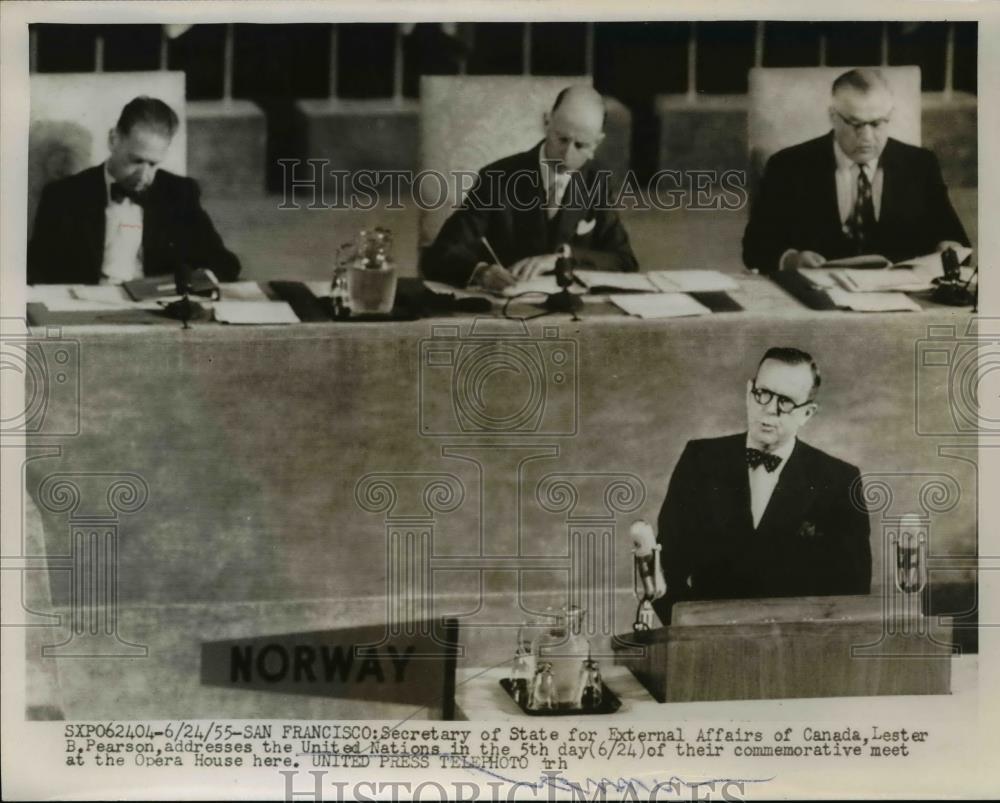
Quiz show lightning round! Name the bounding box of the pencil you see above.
[480,236,505,269]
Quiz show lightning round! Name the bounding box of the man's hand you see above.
[468,262,517,292]
[510,253,560,280]
[780,249,827,271]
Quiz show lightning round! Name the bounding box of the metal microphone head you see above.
[630,520,656,556]
[554,255,575,289]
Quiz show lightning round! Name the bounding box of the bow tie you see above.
[746,447,782,473]
[109,182,144,205]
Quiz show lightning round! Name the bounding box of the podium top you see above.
[671,594,899,627]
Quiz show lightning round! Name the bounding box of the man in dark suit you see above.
[421,85,638,291]
[652,347,871,625]
[742,68,969,273]
[28,96,241,285]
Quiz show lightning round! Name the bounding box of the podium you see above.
[613,595,955,703]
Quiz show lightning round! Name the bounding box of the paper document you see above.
[610,293,712,319]
[27,284,75,304]
[825,246,972,272]
[647,270,740,293]
[827,289,922,312]
[220,281,269,301]
[423,280,495,301]
[573,270,656,292]
[831,269,935,293]
[214,301,300,324]
[501,276,562,297]
[797,268,838,290]
[70,285,134,303]
[823,254,893,268]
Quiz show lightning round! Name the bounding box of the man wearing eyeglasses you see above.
[742,68,969,273]
[651,347,871,625]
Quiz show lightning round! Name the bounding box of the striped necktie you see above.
[847,164,876,254]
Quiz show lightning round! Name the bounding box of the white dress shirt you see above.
[747,436,797,529]
[833,139,884,232]
[778,140,885,270]
[101,165,144,284]
[539,143,572,219]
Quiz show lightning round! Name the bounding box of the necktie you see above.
[847,165,876,254]
[546,170,567,220]
[110,182,143,205]
[746,447,782,473]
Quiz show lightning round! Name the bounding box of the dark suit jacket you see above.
[28,165,241,284]
[652,433,871,625]
[742,133,969,273]
[421,143,638,286]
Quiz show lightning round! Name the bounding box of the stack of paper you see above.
[219,281,269,301]
[610,293,712,319]
[827,289,921,312]
[501,276,564,297]
[573,271,657,292]
[423,280,495,301]
[214,301,300,324]
[647,270,740,293]
[573,269,738,294]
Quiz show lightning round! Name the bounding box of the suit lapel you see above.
[875,138,901,233]
[723,434,754,535]
[510,146,550,259]
[81,168,108,283]
[819,133,845,244]
[756,440,817,538]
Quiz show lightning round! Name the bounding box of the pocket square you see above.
[575,217,596,236]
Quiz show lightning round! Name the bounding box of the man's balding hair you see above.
[831,68,891,97]
[551,85,607,129]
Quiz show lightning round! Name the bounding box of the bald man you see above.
[421,85,638,290]
[742,68,969,273]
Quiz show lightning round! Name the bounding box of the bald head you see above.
[543,85,606,171]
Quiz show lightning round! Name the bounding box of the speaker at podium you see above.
[613,594,955,703]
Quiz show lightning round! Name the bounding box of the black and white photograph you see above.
[1,1,997,799]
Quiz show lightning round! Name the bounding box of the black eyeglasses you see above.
[833,109,892,133]
[751,380,813,415]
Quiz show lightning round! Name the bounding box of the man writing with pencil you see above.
[421,85,638,291]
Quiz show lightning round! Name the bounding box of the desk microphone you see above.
[931,247,975,307]
[163,256,208,327]
[630,520,665,630]
[544,249,584,317]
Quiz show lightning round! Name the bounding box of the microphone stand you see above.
[544,253,583,320]
[931,247,976,308]
[163,260,207,328]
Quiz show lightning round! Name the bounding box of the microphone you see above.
[931,247,975,307]
[162,248,207,327]
[630,520,665,630]
[544,246,584,317]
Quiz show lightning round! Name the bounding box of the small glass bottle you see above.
[509,625,536,708]
[532,605,590,705]
[528,662,556,711]
[577,658,603,711]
